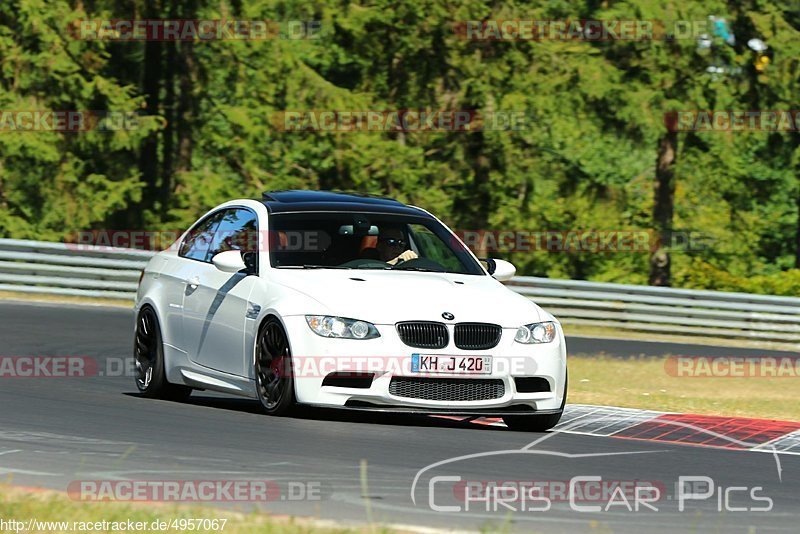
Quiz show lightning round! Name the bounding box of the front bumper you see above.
[281,316,567,413]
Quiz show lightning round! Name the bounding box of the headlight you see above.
[514,321,557,344]
[305,316,380,340]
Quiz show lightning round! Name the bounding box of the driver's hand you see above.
[387,250,418,265]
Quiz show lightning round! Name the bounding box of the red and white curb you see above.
[437,404,800,455]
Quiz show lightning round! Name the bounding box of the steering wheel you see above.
[390,257,447,271]
[338,258,391,269]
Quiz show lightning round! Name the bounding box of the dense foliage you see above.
[1,0,798,293]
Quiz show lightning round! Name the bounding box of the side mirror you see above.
[242,251,258,275]
[212,250,247,273]
[482,258,516,282]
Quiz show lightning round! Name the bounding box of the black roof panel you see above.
[263,190,401,205]
[261,190,429,217]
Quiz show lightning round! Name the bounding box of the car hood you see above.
[269,269,544,326]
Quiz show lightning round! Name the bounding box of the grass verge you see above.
[568,355,799,422]
[0,484,384,534]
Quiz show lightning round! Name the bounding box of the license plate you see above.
[411,354,492,374]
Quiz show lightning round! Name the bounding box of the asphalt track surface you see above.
[0,300,798,533]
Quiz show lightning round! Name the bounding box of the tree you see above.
[0,0,159,239]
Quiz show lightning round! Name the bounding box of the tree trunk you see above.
[175,38,196,175]
[453,130,492,258]
[137,0,162,223]
[0,161,6,211]
[794,133,800,269]
[159,38,177,219]
[173,0,198,177]
[795,182,800,269]
[649,130,678,286]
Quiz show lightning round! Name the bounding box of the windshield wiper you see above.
[390,266,446,273]
[279,265,354,269]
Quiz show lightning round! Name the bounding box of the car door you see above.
[159,210,225,350]
[181,207,260,377]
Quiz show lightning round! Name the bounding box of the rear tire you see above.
[134,306,192,401]
[255,317,296,416]
[503,371,567,432]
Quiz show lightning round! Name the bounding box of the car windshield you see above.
[268,212,484,275]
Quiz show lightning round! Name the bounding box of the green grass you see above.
[569,355,800,422]
[0,484,385,534]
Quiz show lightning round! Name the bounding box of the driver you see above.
[377,225,418,265]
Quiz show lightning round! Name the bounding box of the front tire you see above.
[255,317,296,416]
[134,306,192,400]
[503,411,563,432]
[503,371,567,432]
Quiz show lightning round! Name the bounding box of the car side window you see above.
[205,208,258,263]
[179,211,223,262]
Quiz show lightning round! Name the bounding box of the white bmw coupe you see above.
[134,191,567,431]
